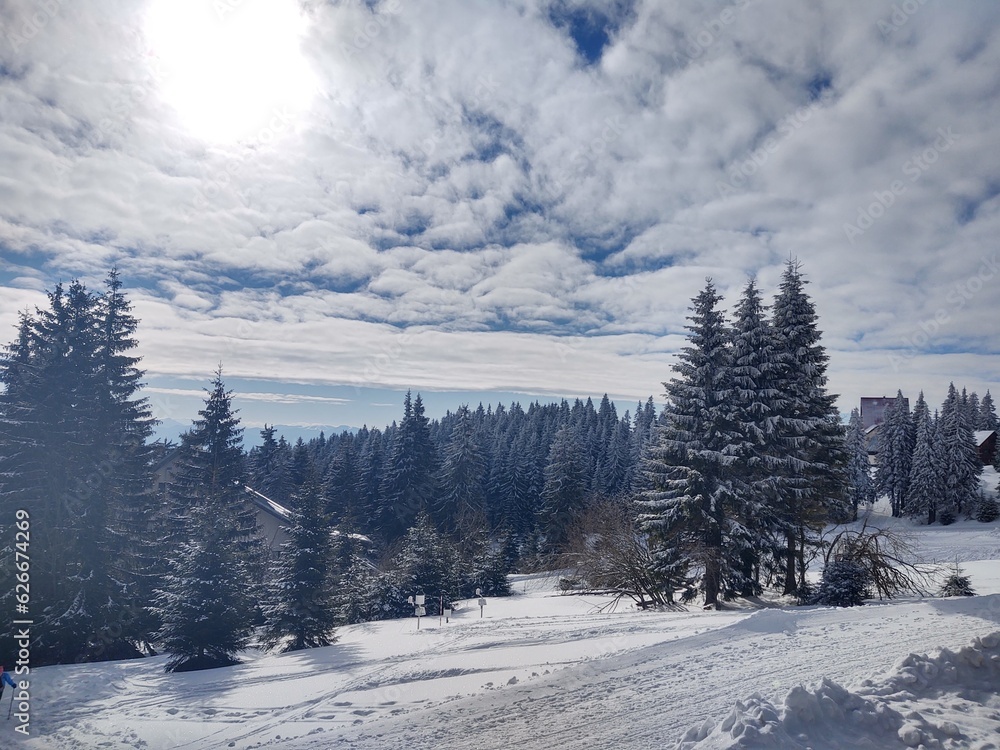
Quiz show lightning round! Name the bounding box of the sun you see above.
[144,0,319,144]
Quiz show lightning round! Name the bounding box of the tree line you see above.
[855,386,996,524]
[0,270,658,668]
[3,264,996,668]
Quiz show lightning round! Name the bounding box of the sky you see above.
[1,0,999,441]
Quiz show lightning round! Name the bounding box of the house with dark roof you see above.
[860,396,909,430]
[975,430,998,467]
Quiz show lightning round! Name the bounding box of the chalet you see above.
[861,396,910,465]
[153,447,291,551]
[860,396,908,430]
[152,447,369,553]
[975,430,998,467]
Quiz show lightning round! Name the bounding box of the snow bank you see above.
[677,632,1000,749]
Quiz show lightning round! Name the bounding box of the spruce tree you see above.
[394,512,461,615]
[845,408,875,520]
[939,383,982,521]
[261,468,338,652]
[638,280,740,607]
[378,392,440,541]
[154,502,255,671]
[437,405,486,533]
[325,435,361,526]
[248,425,289,503]
[906,403,946,524]
[769,261,847,594]
[0,273,156,664]
[155,370,261,671]
[288,438,311,504]
[88,270,158,658]
[726,277,789,594]
[875,391,914,517]
[978,390,998,432]
[540,426,587,551]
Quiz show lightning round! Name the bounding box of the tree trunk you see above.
[783,531,797,595]
[703,562,720,608]
[797,527,807,589]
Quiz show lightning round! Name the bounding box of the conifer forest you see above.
[1,263,996,671]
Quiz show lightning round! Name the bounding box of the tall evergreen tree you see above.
[638,280,741,607]
[325,435,361,526]
[248,425,287,501]
[938,383,982,522]
[261,467,338,652]
[875,390,914,517]
[155,370,262,671]
[288,437,312,502]
[845,408,875,520]
[769,261,847,594]
[978,390,999,432]
[88,270,158,658]
[0,273,156,664]
[540,426,587,551]
[906,406,946,524]
[725,277,788,594]
[378,392,440,540]
[437,405,486,533]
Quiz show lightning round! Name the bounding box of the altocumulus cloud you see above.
[0,0,998,420]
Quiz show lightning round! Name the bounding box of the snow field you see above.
[22,517,1000,750]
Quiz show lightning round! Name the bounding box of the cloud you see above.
[145,387,350,405]
[0,0,998,419]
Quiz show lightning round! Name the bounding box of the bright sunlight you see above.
[143,0,319,144]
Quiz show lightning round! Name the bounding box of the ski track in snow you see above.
[320,599,1000,750]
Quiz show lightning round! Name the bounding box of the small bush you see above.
[938,508,957,526]
[794,580,815,606]
[976,496,1000,523]
[939,563,975,597]
[812,560,869,607]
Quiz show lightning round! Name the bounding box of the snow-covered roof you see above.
[243,485,372,544]
[974,429,997,446]
[244,485,291,520]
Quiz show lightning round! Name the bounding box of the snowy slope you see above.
[22,511,1000,750]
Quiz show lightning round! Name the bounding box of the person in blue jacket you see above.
[0,666,16,701]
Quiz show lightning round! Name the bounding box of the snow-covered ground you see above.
[22,499,1000,750]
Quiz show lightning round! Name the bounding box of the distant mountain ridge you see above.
[152,418,359,446]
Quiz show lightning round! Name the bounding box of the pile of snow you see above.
[678,632,1000,748]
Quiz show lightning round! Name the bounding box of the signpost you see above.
[476,588,487,618]
[407,594,426,630]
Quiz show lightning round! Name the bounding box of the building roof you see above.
[243,484,371,544]
[244,485,291,522]
[975,430,997,446]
